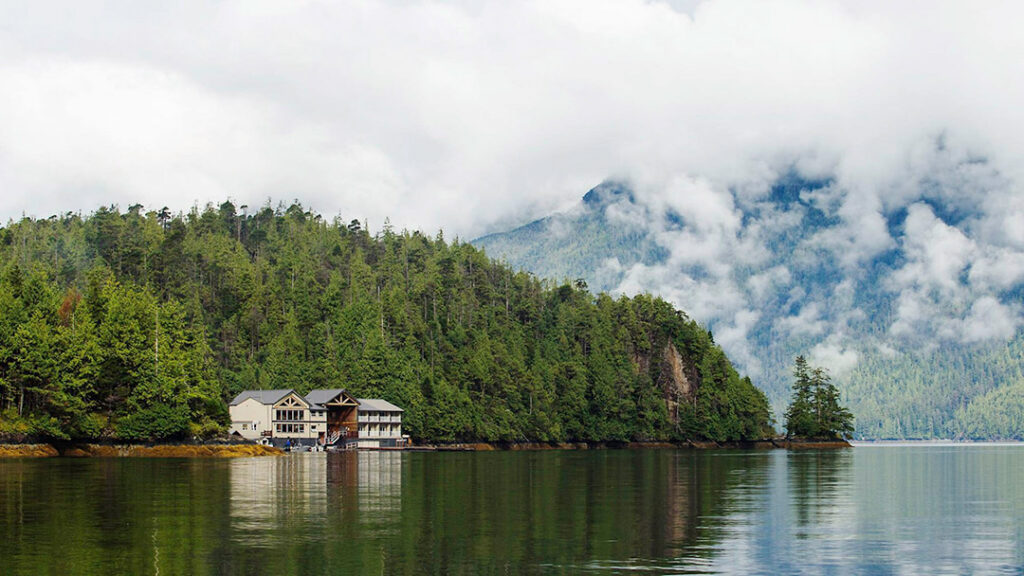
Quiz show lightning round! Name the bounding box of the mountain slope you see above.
[475,178,1024,440]
[475,182,667,290]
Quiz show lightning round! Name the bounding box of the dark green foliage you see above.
[116,404,191,441]
[784,356,854,439]
[0,202,774,442]
[784,357,816,438]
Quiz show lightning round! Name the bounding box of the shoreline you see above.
[0,438,851,458]
[851,439,1024,447]
[0,442,283,458]
[406,438,852,451]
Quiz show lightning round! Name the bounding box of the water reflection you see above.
[325,451,403,535]
[849,446,1024,575]
[2,447,1024,574]
[229,452,405,546]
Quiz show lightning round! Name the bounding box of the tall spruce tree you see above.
[784,356,817,438]
[784,356,854,439]
[811,367,855,439]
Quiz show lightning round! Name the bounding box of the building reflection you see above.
[229,451,404,545]
[326,451,403,529]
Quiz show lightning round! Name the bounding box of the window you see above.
[274,423,306,434]
[275,409,304,421]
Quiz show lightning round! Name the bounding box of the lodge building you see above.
[228,388,405,449]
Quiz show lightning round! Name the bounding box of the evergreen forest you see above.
[0,202,775,443]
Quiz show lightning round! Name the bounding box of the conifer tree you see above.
[811,367,854,439]
[784,356,817,438]
[784,356,854,439]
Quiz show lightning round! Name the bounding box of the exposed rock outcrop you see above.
[658,341,699,424]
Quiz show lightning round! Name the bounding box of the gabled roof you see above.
[357,398,404,413]
[230,389,296,406]
[304,389,349,410]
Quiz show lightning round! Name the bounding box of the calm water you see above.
[2,446,1024,575]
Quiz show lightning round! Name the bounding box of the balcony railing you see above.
[358,414,402,423]
[358,425,402,438]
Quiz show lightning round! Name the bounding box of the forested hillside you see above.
[477,179,1024,440]
[0,202,774,442]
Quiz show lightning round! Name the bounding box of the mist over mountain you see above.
[475,158,1024,439]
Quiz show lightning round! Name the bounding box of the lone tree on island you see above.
[784,356,854,440]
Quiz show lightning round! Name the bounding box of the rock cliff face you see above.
[658,341,699,424]
[633,340,701,425]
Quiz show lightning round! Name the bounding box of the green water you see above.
[2,446,1024,574]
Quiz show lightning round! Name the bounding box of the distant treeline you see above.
[0,202,774,442]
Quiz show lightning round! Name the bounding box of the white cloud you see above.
[809,339,860,379]
[969,250,1024,292]
[0,59,408,223]
[3,0,1024,374]
[890,203,974,296]
[957,297,1020,343]
[1,1,1023,237]
[603,197,649,229]
[778,303,827,337]
[747,266,791,303]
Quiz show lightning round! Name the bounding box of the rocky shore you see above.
[0,442,282,458]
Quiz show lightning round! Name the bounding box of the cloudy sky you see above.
[3,1,1024,372]
[2,1,1021,233]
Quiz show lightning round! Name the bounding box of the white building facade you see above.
[228,390,323,442]
[355,399,404,448]
[229,389,403,448]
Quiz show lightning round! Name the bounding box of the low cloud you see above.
[2,1,1023,236]
[810,339,860,379]
[2,1,1024,375]
[610,144,1022,378]
[778,303,827,338]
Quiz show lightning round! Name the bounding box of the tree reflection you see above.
[786,449,854,530]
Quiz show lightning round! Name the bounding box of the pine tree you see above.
[785,356,855,439]
[811,367,854,439]
[784,356,817,438]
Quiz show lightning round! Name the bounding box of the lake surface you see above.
[2,446,1024,575]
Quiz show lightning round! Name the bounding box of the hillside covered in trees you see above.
[477,179,1024,440]
[0,202,774,443]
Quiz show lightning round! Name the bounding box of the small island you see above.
[782,356,855,444]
